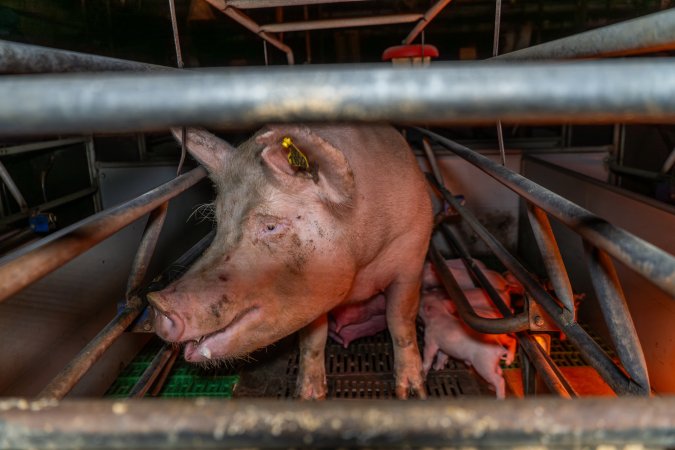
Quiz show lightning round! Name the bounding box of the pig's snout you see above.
[147,291,185,342]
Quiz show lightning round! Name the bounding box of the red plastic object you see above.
[382,44,439,61]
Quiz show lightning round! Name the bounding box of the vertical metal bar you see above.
[526,204,576,318]
[125,202,169,299]
[84,136,102,213]
[39,302,145,399]
[583,242,650,392]
[128,343,175,398]
[422,138,444,185]
[0,160,28,212]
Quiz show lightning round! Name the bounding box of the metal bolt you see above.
[534,315,544,327]
[143,321,152,331]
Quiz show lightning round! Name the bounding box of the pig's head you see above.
[147,126,357,363]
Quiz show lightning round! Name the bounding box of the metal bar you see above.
[436,224,575,397]
[418,128,675,301]
[0,137,87,156]
[2,397,674,449]
[260,14,423,33]
[429,244,530,334]
[0,39,164,74]
[427,176,644,395]
[608,159,674,181]
[149,347,179,396]
[38,230,216,400]
[38,303,145,399]
[495,8,675,60]
[204,1,295,65]
[526,205,576,316]
[128,343,174,398]
[3,60,675,136]
[422,138,444,185]
[125,202,169,299]
[0,160,28,212]
[583,242,650,392]
[226,0,367,7]
[403,0,453,45]
[0,167,207,303]
[0,186,97,226]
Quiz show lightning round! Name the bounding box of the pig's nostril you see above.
[153,309,185,342]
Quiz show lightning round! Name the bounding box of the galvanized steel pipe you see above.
[1,60,675,136]
[495,8,675,60]
[1,397,674,449]
[419,128,675,301]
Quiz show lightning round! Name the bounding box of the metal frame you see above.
[0,6,674,447]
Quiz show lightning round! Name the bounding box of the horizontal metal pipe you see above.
[495,8,675,60]
[427,176,644,395]
[0,186,97,226]
[429,243,530,333]
[0,137,87,156]
[38,303,145,399]
[0,39,164,74]
[260,14,423,33]
[2,60,675,136]
[403,0,453,45]
[0,167,207,303]
[2,397,674,448]
[418,128,675,301]
[226,0,367,7]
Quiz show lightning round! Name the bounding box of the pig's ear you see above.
[171,127,234,173]
[258,126,356,207]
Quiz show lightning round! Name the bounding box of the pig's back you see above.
[310,124,432,262]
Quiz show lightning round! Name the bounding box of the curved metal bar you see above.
[418,127,675,301]
[427,175,646,395]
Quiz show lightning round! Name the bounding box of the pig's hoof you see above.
[395,371,427,399]
[295,380,327,400]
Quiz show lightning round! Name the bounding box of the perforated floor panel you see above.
[233,329,490,399]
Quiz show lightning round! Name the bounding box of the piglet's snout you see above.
[147,291,185,342]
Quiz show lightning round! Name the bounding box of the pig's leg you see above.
[473,350,506,399]
[295,314,328,400]
[422,338,439,375]
[433,351,449,371]
[386,282,427,399]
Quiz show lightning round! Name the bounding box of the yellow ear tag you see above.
[281,136,310,171]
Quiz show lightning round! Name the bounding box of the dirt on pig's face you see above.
[148,129,355,363]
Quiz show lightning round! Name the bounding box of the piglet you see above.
[419,291,508,399]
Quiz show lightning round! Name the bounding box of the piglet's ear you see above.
[170,127,234,173]
[258,125,356,207]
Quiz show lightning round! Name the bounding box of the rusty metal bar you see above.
[128,343,175,398]
[226,0,367,7]
[428,244,530,334]
[526,205,576,317]
[2,397,674,449]
[38,302,145,399]
[436,223,575,397]
[0,137,88,156]
[0,186,97,226]
[494,8,675,60]
[125,202,169,299]
[0,167,207,303]
[403,0,453,45]
[203,1,295,65]
[260,14,423,33]
[427,175,645,395]
[38,229,216,400]
[418,128,675,301]
[583,242,650,393]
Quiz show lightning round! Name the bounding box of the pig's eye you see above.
[266,224,276,231]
